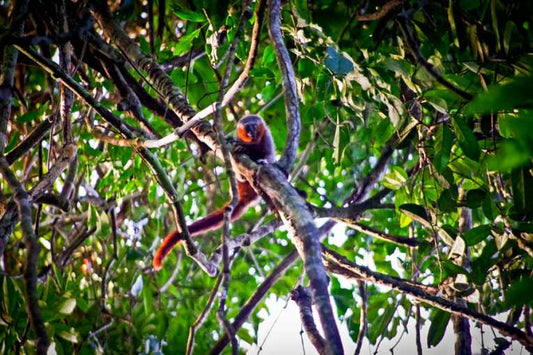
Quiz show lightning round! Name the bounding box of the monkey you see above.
[153,115,275,270]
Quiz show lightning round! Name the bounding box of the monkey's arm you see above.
[153,181,259,270]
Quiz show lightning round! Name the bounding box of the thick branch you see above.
[252,163,343,354]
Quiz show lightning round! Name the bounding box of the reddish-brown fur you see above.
[153,115,275,270]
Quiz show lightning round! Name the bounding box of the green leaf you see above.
[506,276,533,306]
[250,67,275,79]
[437,189,457,213]
[237,328,255,344]
[170,4,205,22]
[399,204,431,227]
[447,1,459,47]
[143,277,154,314]
[325,47,353,76]
[58,328,79,343]
[487,139,531,171]
[174,28,202,55]
[503,21,516,55]
[490,0,501,52]
[15,109,43,124]
[382,167,408,190]
[298,58,315,78]
[466,76,533,114]
[427,309,451,347]
[434,124,453,171]
[465,189,487,208]
[442,260,468,277]
[464,225,492,246]
[452,117,480,161]
[510,167,533,221]
[261,45,275,65]
[368,302,395,343]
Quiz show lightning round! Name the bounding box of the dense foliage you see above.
[1,0,532,353]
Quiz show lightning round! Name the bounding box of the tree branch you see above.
[354,281,367,355]
[398,17,473,100]
[0,157,49,353]
[15,44,217,276]
[267,0,300,172]
[5,116,54,165]
[249,162,343,354]
[345,222,420,247]
[322,247,533,351]
[291,286,326,354]
[0,0,29,153]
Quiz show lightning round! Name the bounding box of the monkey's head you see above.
[237,115,265,143]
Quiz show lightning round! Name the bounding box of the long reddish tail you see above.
[153,230,184,270]
[153,182,259,270]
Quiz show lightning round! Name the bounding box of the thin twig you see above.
[212,2,253,353]
[268,0,300,172]
[398,17,473,100]
[345,222,420,247]
[354,281,367,355]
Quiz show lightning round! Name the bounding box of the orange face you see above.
[237,120,264,143]
[237,124,253,143]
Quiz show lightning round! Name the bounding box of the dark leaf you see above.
[427,309,451,347]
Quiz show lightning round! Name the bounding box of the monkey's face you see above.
[237,116,265,143]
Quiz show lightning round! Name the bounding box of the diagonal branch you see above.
[322,247,533,352]
[398,17,473,100]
